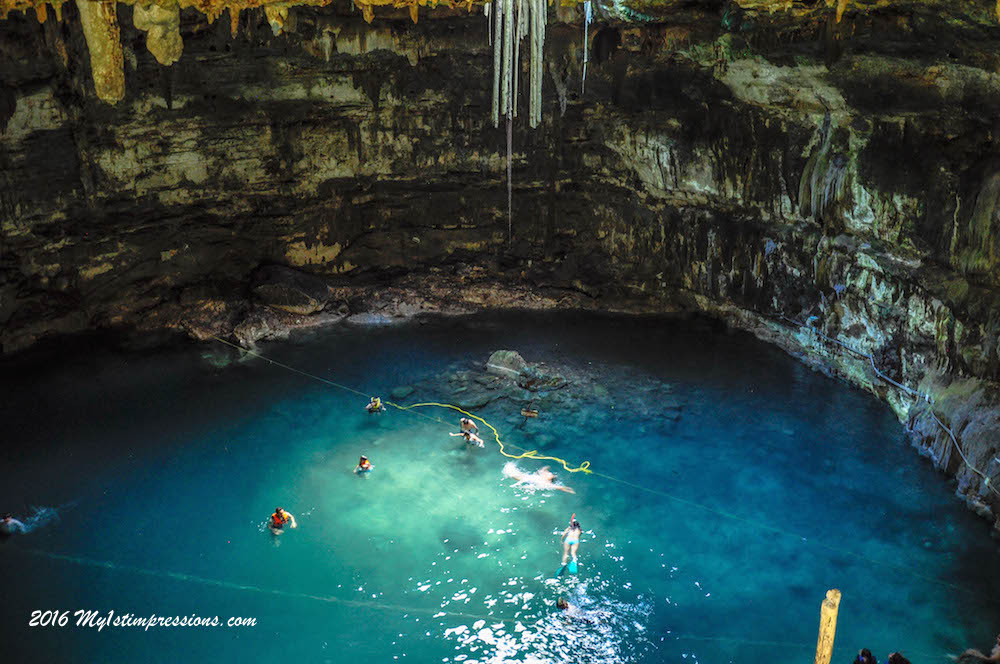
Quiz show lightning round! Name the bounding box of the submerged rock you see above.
[486,350,528,377]
[391,385,415,400]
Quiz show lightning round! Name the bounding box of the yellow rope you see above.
[210,336,591,473]
[390,401,591,474]
[209,336,1000,603]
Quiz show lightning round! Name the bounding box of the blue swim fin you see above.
[555,564,567,577]
[568,560,578,574]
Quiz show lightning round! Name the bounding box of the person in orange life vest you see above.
[269,507,297,533]
[355,455,373,474]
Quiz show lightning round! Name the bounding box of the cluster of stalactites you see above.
[488,0,545,129]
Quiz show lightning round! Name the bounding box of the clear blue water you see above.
[1,311,998,664]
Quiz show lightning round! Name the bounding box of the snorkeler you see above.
[459,417,479,435]
[561,514,582,566]
[450,430,485,448]
[853,649,878,664]
[355,455,373,474]
[366,397,384,414]
[269,507,297,534]
[556,597,576,612]
[0,513,26,537]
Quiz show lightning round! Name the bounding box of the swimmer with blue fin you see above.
[556,514,582,576]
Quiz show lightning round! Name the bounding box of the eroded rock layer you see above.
[2,2,1000,531]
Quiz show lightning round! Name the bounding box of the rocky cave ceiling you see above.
[3,0,1000,105]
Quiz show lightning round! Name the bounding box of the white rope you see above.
[780,314,1000,501]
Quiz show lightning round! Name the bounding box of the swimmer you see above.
[556,597,576,612]
[268,507,297,535]
[459,417,479,435]
[354,455,373,474]
[366,397,384,414]
[503,462,575,494]
[561,515,582,565]
[450,430,485,448]
[0,513,26,537]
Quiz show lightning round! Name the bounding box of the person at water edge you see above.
[459,417,478,435]
[450,430,485,448]
[561,516,582,565]
[366,397,384,413]
[269,507,297,533]
[0,513,26,536]
[955,634,1000,663]
[886,653,911,664]
[853,649,878,664]
[355,455,373,474]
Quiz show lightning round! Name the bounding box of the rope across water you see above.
[207,335,999,604]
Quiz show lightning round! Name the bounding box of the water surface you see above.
[2,312,998,664]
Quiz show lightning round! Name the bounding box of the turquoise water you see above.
[1,312,998,664]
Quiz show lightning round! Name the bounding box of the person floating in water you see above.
[450,430,485,448]
[366,397,384,414]
[269,507,297,534]
[0,513,26,537]
[459,417,479,435]
[503,462,575,494]
[354,455,373,474]
[886,653,911,664]
[561,514,582,566]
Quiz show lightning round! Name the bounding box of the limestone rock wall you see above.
[1,4,999,528]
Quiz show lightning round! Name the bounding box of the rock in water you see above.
[487,350,528,377]
[390,385,415,400]
[251,265,332,315]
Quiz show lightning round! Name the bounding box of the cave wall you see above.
[2,2,1000,528]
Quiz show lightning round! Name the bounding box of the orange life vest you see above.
[270,511,287,529]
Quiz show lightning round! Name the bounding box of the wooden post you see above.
[814,589,842,664]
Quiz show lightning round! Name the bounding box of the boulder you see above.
[251,265,331,315]
[486,350,528,377]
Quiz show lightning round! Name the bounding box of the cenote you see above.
[2,311,998,664]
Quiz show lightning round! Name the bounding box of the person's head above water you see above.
[275,507,283,515]
[359,455,369,464]
[557,597,569,610]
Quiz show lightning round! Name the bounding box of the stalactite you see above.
[133,2,182,66]
[489,0,545,128]
[74,0,124,105]
[500,0,511,118]
[507,114,513,246]
[492,0,501,127]
[582,0,590,94]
